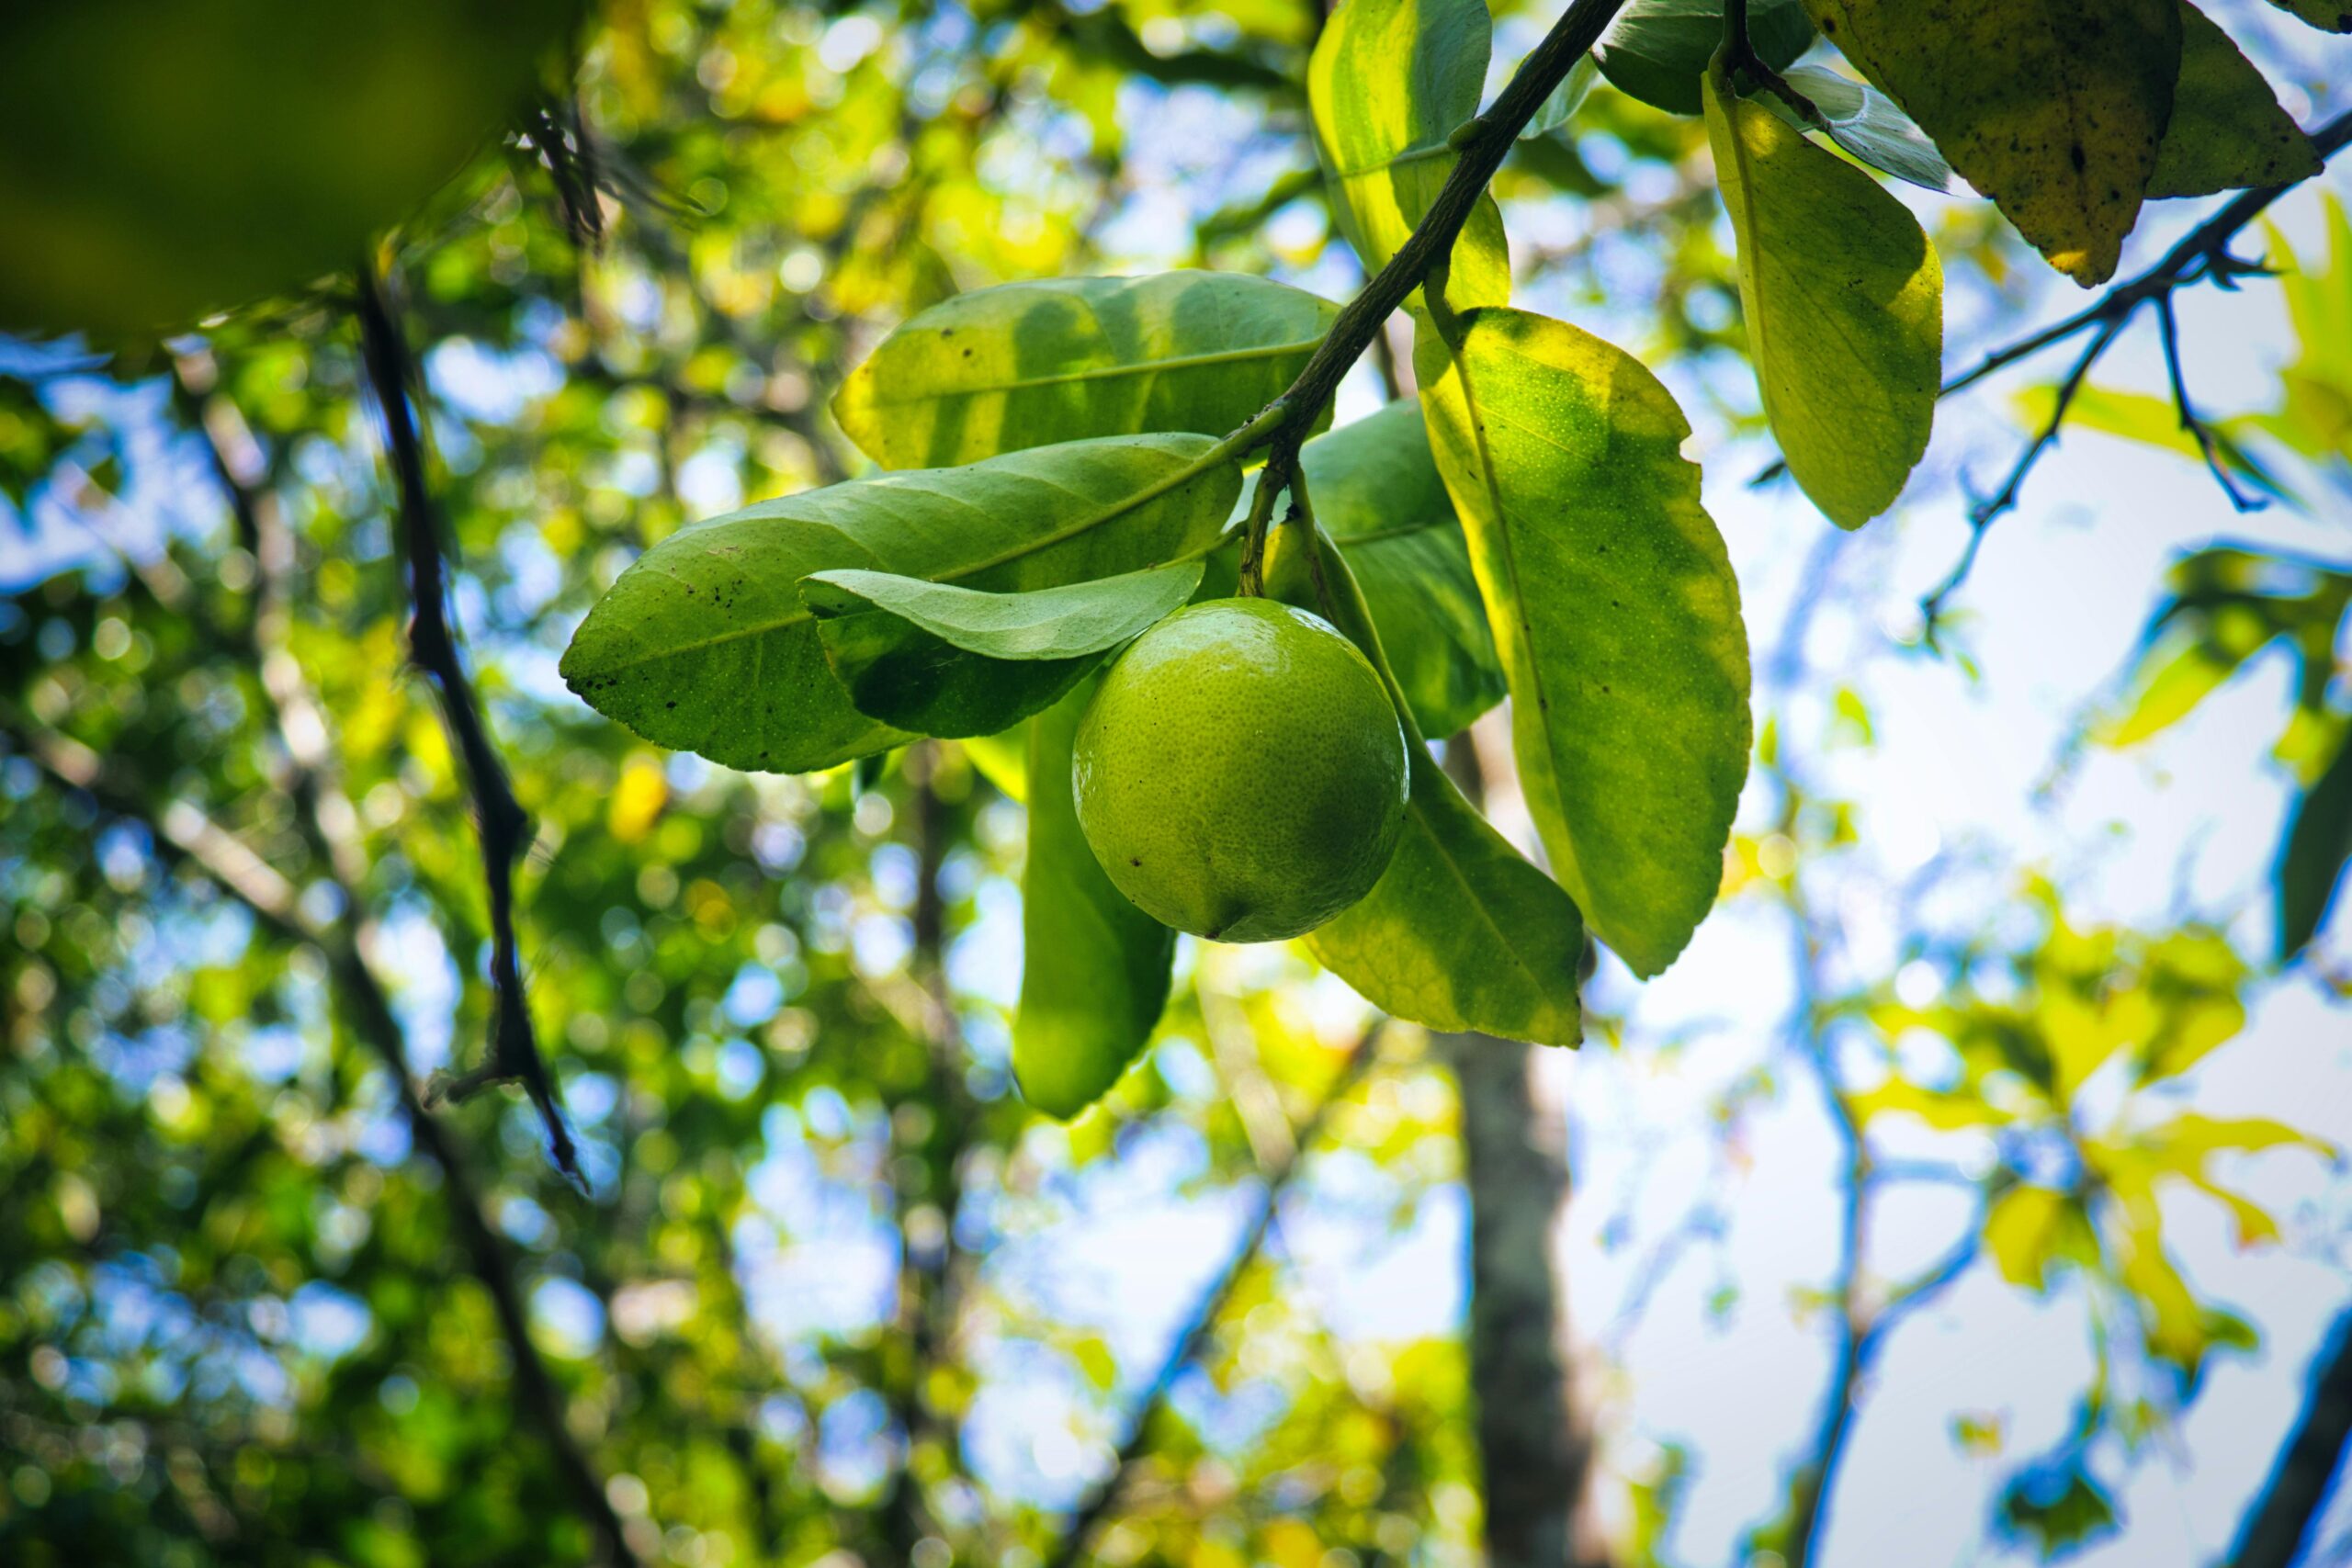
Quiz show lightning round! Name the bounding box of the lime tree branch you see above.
[355,258,579,1182]
[1914,109,2352,626]
[2228,1301,2352,1568]
[1039,1026,1385,1568]
[1236,0,1628,491]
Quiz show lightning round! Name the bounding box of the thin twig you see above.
[2154,292,2266,513]
[353,257,579,1185]
[1039,1026,1384,1568]
[1239,0,1630,470]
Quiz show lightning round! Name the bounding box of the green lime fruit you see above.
[1072,597,1409,942]
[0,0,579,340]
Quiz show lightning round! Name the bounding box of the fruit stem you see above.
[1234,453,1290,597]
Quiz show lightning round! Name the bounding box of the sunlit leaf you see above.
[1704,63,1942,529]
[1800,0,2181,284]
[561,434,1240,773]
[832,272,1338,468]
[1415,307,1750,976]
[1272,525,1586,1045]
[1308,0,1510,311]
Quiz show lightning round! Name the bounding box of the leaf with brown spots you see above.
[1801,0,2183,285]
[2149,0,2322,198]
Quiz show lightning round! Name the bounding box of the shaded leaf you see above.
[1296,400,1507,738]
[804,561,1200,661]
[1998,1454,2121,1556]
[2149,0,2322,199]
[1271,525,1585,1045]
[1800,0,2181,285]
[2281,728,2352,959]
[560,434,1241,773]
[800,561,1200,738]
[833,272,1338,468]
[1595,0,1814,116]
[1704,63,1942,528]
[1308,0,1511,310]
[2265,0,2352,30]
[1414,306,1751,976]
[1014,677,1176,1118]
[1765,64,1957,192]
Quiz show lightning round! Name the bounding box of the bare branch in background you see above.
[2229,1303,2352,1568]
[353,256,579,1184]
[1041,1025,1384,1568]
[0,710,644,1568]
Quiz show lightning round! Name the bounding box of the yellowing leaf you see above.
[1983,1184,2081,1291]
[1414,307,1752,976]
[607,757,669,844]
[2149,1,2322,198]
[1849,1077,2000,1131]
[1801,0,2181,285]
[1702,66,1942,528]
[1308,0,1510,311]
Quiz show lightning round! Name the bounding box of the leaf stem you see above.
[1229,0,1630,466]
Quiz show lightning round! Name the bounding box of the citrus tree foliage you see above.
[1,0,2349,1565]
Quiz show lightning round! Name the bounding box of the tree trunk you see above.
[2229,1301,2352,1568]
[1445,1032,1611,1568]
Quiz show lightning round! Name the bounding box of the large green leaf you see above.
[2148,1,2320,199]
[1801,0,2180,285]
[1269,526,1585,1045]
[1298,400,1506,739]
[1014,676,1177,1118]
[1414,307,1751,976]
[831,272,1339,468]
[1595,0,1814,115]
[560,434,1241,773]
[1703,63,1942,529]
[2279,727,2352,961]
[1308,0,1510,311]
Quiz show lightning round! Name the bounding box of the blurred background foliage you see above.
[1,1,2349,1567]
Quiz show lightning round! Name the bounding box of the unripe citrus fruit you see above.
[1072,598,1408,942]
[0,0,579,340]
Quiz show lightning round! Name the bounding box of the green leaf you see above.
[1297,400,1507,739]
[1595,0,1814,116]
[1801,0,2181,285]
[2264,0,2352,31]
[1983,1184,2091,1292]
[2009,383,2286,502]
[1764,64,1957,193]
[2148,1,2322,199]
[2279,725,2352,960]
[1413,307,1751,976]
[1520,53,1601,141]
[1015,676,1176,1119]
[798,561,1201,739]
[1271,526,1585,1046]
[1704,64,1943,529]
[831,272,1339,468]
[560,434,1242,773]
[1308,0,1511,311]
[959,729,1029,802]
